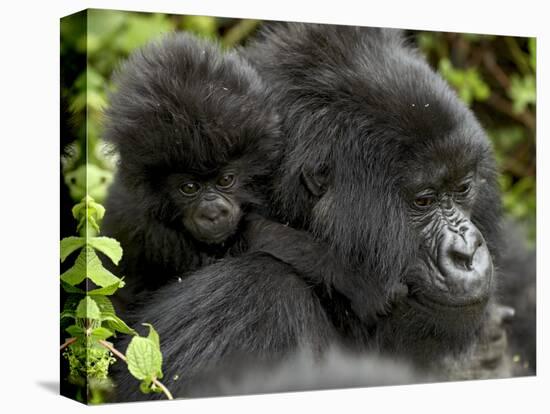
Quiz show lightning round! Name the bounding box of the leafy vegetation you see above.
[60,196,172,403]
[418,32,536,241]
[60,10,536,404]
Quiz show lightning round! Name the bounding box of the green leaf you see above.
[60,237,85,262]
[126,337,163,381]
[90,296,137,335]
[143,323,160,351]
[60,249,88,286]
[76,296,101,320]
[60,310,75,321]
[91,327,114,341]
[64,246,125,289]
[61,246,124,288]
[88,237,123,265]
[139,378,154,394]
[181,15,218,38]
[61,294,82,320]
[104,318,137,336]
[90,295,115,314]
[116,14,174,53]
[66,325,85,338]
[508,74,536,113]
[88,282,123,296]
[86,247,125,287]
[61,280,85,294]
[438,58,490,105]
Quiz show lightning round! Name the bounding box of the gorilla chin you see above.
[184,214,241,245]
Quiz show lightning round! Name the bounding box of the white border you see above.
[0,1,546,413]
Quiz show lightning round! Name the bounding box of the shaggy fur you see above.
[101,33,283,303]
[246,23,502,366]
[114,24,506,400]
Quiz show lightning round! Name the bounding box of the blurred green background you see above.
[60,9,536,242]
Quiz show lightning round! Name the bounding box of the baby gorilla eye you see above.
[180,182,201,196]
[414,195,436,208]
[217,174,235,189]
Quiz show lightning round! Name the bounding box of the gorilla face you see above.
[403,153,494,311]
[169,171,243,244]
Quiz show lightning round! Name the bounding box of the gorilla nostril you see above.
[450,251,473,271]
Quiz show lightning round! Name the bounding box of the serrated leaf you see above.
[90,296,137,335]
[88,281,124,296]
[61,294,82,320]
[76,296,101,320]
[61,280,85,294]
[91,295,115,315]
[91,327,113,341]
[66,325,85,338]
[63,243,123,289]
[88,237,123,265]
[143,323,161,351]
[66,246,124,289]
[126,337,162,381]
[60,249,88,286]
[60,237,85,262]
[104,318,137,336]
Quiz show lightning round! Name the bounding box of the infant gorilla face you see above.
[169,170,243,244]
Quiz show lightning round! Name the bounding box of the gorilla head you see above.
[247,24,501,355]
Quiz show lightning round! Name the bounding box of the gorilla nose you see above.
[198,202,230,224]
[437,226,493,300]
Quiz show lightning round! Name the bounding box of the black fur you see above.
[101,33,283,303]
[246,23,502,366]
[497,221,536,375]
[114,23,507,400]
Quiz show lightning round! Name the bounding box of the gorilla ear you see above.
[301,165,328,197]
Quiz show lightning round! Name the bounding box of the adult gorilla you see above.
[114,23,502,400]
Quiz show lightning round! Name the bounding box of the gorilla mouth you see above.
[407,288,489,312]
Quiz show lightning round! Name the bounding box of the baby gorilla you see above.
[102,33,283,305]
[102,33,344,310]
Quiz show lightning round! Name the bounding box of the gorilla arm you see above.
[242,214,358,290]
[114,252,336,401]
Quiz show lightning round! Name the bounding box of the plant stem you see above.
[60,337,77,351]
[98,340,174,400]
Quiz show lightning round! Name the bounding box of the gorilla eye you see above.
[414,195,435,208]
[217,174,235,188]
[180,182,201,196]
[456,182,471,194]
